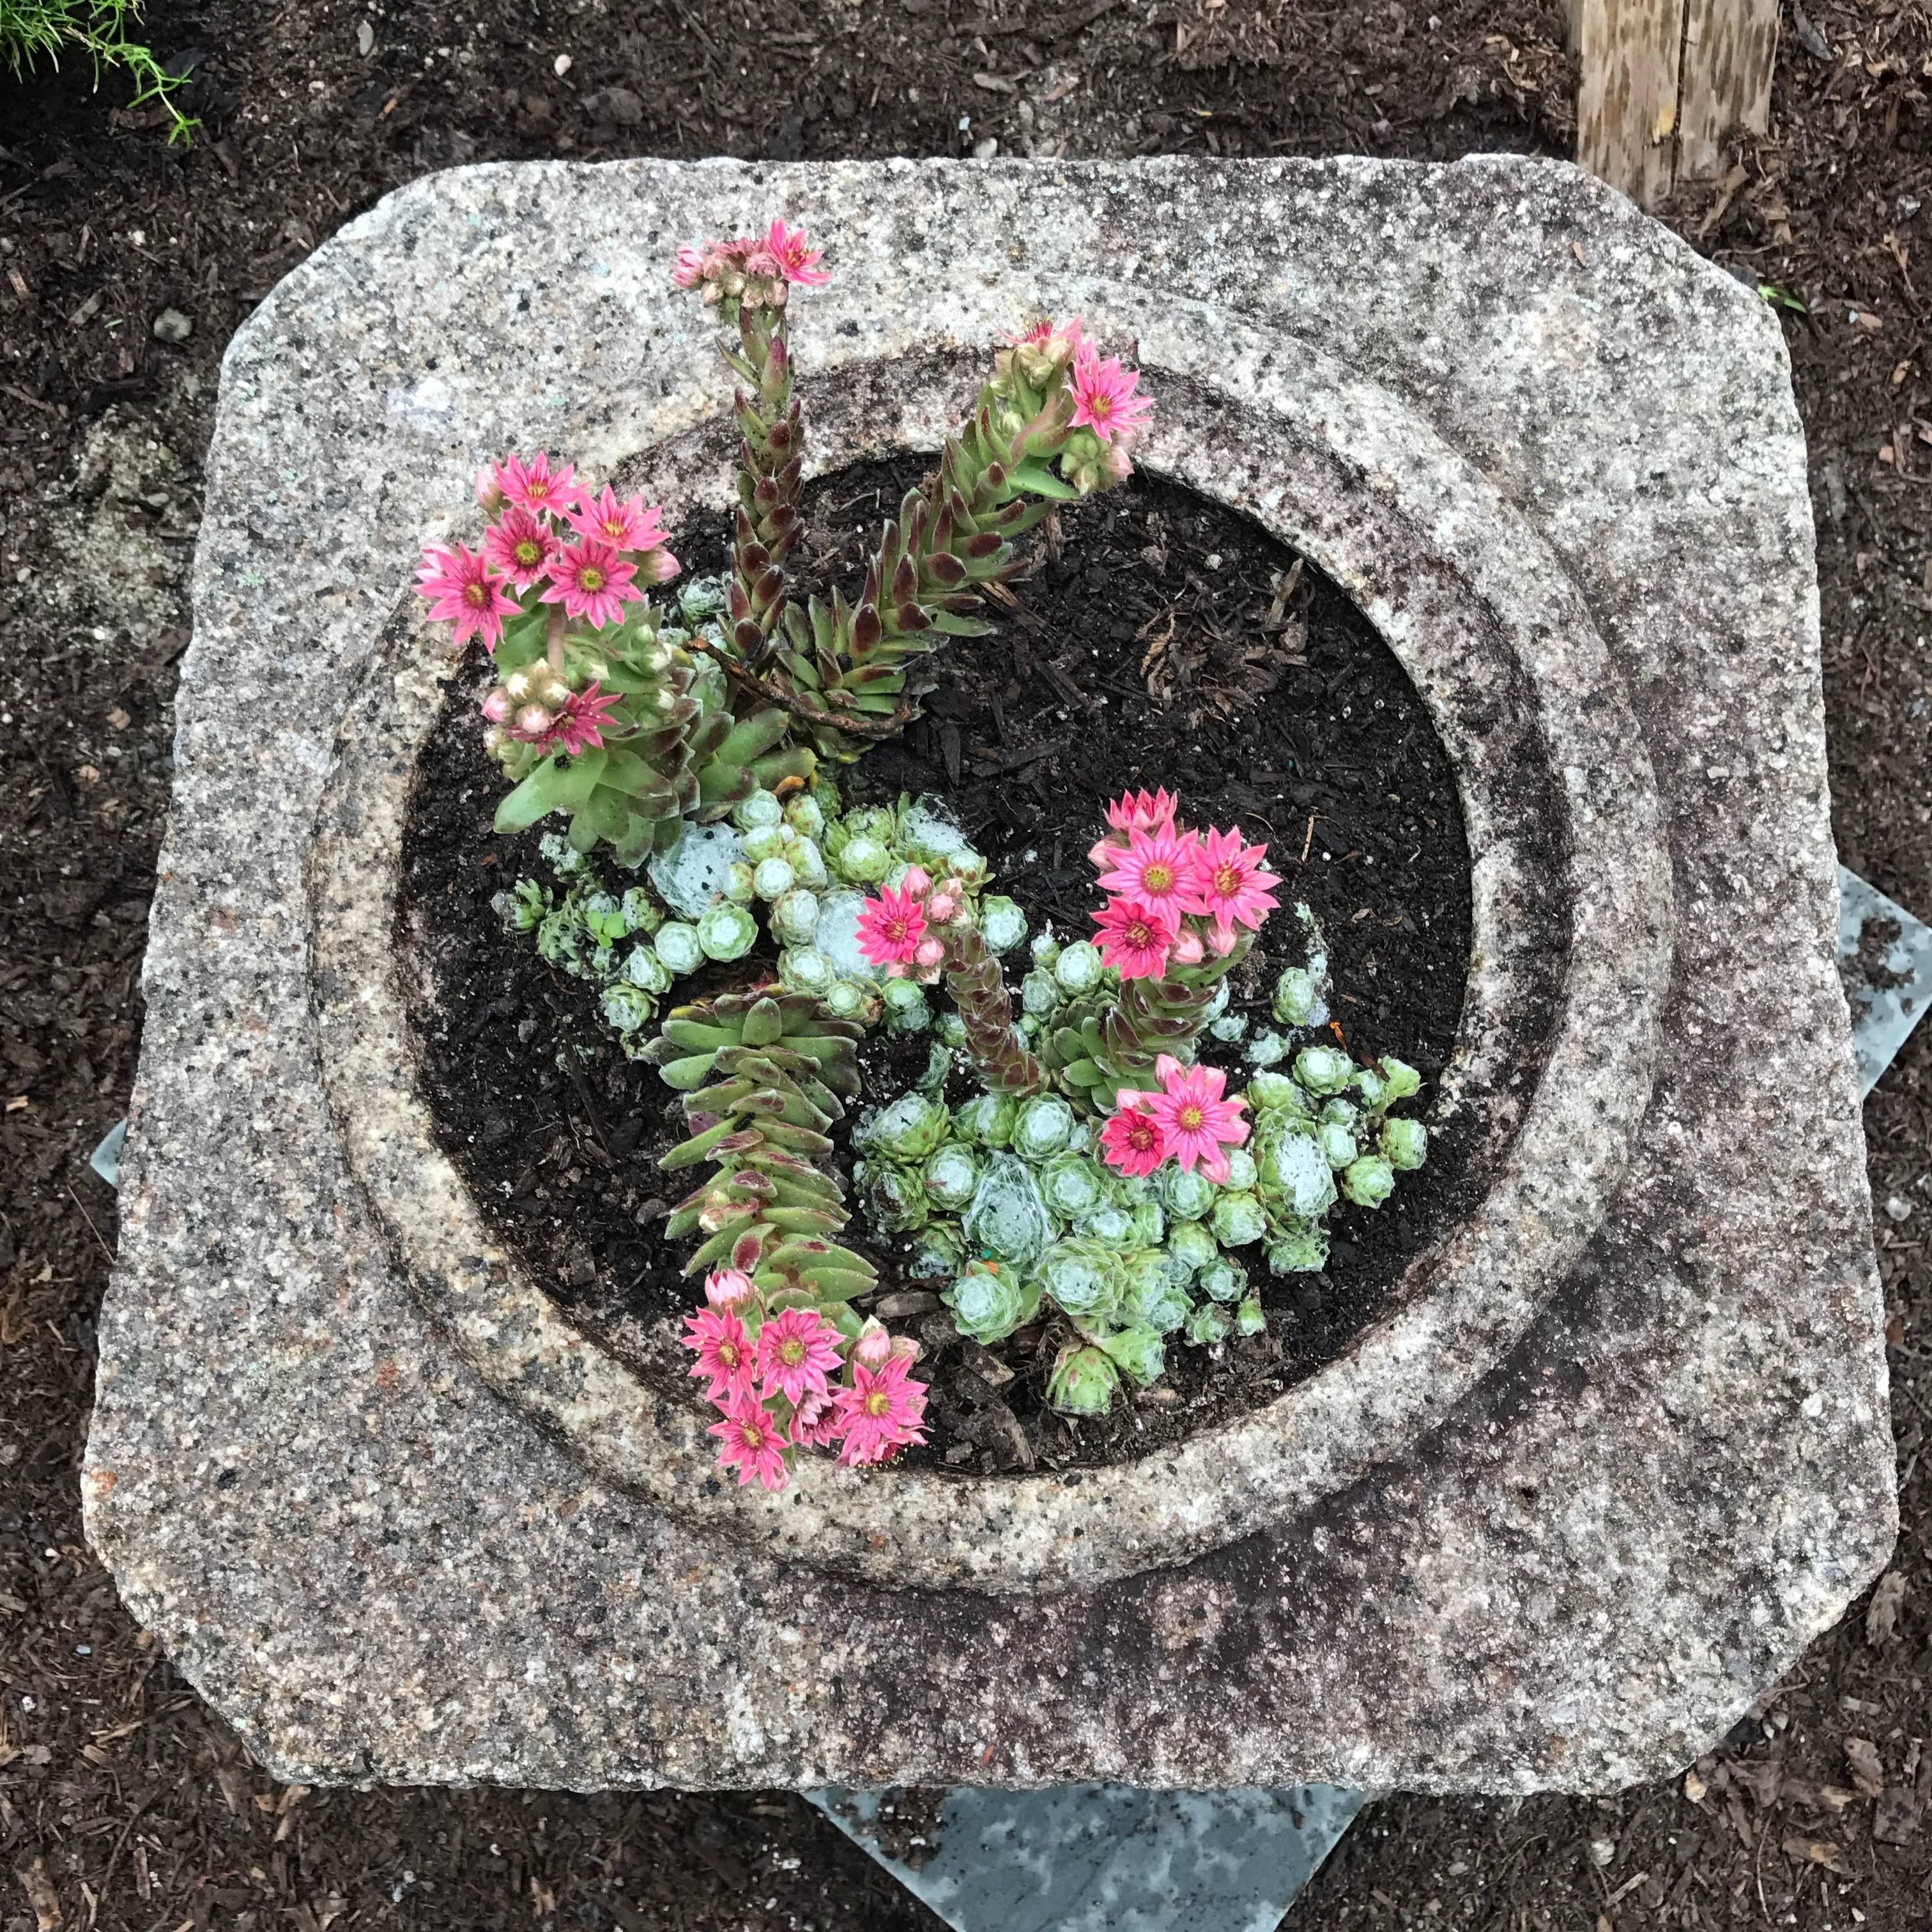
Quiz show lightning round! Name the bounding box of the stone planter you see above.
[86,156,1895,1793]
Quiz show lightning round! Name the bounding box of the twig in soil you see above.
[1300,814,1316,862]
[66,1184,114,1262]
[684,638,921,742]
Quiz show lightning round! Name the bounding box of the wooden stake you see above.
[1576,0,1779,209]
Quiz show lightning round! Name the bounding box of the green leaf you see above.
[492,750,607,833]
[1005,458,1080,501]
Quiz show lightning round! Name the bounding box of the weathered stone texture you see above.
[86,157,1893,1795]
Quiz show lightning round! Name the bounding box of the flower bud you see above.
[853,1318,893,1371]
[515,703,554,738]
[504,666,541,703]
[705,1268,757,1312]
[639,544,680,585]
[900,864,932,898]
[481,686,514,724]
[1170,927,1206,967]
[538,675,574,710]
[475,466,505,512]
[926,889,960,924]
[913,936,945,972]
[889,1333,923,1368]
[481,725,507,756]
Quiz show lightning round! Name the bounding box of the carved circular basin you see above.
[309,289,1669,1593]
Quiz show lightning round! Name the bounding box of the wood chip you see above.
[1844,1735,1885,1797]
[1864,1569,1906,1644]
[1873,1784,1923,1846]
[1780,1836,1846,1873]
[1778,1776,1857,1813]
[14,1858,62,1931]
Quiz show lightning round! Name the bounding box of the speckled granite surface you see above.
[86,156,1894,1794]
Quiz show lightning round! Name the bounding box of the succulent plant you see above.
[1381,1117,1429,1170]
[924,1142,982,1213]
[1047,1342,1120,1418]
[1293,1044,1355,1096]
[697,901,758,961]
[963,1153,1055,1268]
[655,921,705,975]
[1039,1151,1107,1219]
[1184,1302,1234,1346]
[954,1092,1017,1147]
[1161,1167,1216,1222]
[979,895,1028,954]
[1342,1154,1396,1208]
[907,1222,968,1282]
[647,988,875,1307]
[1266,1221,1329,1275]
[1100,1323,1167,1387]
[1011,1095,1076,1161]
[944,1259,1038,1345]
[1197,1257,1247,1305]
[1209,1191,1267,1248]
[1166,1218,1219,1276]
[865,1092,951,1163]
[882,978,933,1034]
[1235,1296,1268,1337]
[1034,1237,1123,1324]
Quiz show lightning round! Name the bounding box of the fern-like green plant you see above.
[1,0,195,142]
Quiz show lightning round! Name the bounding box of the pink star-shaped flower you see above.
[566,486,670,554]
[1068,342,1154,446]
[1099,1093,1169,1178]
[765,218,829,287]
[1095,823,1199,919]
[709,1399,792,1491]
[1183,827,1282,950]
[836,1358,928,1467]
[482,505,556,592]
[754,1307,843,1408]
[1091,895,1176,981]
[855,883,928,969]
[682,1307,755,1407]
[416,540,519,652]
[539,539,644,631]
[1144,1054,1249,1183]
[490,451,588,519]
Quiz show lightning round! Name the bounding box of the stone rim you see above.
[309,296,1669,1595]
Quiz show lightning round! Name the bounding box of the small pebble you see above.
[356,19,373,54]
[553,52,572,76]
[1884,1195,1912,1223]
[973,137,999,161]
[151,307,193,344]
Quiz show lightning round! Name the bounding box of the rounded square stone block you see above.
[84,155,1896,1795]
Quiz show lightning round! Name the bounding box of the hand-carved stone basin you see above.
[85,155,1895,1795]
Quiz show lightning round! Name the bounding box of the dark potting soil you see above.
[400,456,1497,1476]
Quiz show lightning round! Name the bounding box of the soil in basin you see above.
[399,456,1521,1475]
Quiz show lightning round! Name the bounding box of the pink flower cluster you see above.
[852,864,962,980]
[416,452,678,653]
[480,676,622,759]
[682,1268,927,1491]
[1100,1053,1249,1183]
[1088,790,1280,981]
[1004,316,1153,488]
[671,218,830,309]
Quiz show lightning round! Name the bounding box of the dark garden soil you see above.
[3,1,1931,1929]
[399,458,1487,1475]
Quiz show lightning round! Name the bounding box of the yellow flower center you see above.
[866,1390,891,1418]
[464,582,488,608]
[515,538,543,567]
[779,1337,804,1366]
[1213,864,1239,894]
[579,565,605,592]
[1144,861,1172,891]
[601,519,624,539]
[1179,1104,1204,1131]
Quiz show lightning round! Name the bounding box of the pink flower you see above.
[482,505,557,592]
[544,683,622,757]
[765,218,829,287]
[1144,1054,1249,1183]
[567,487,669,554]
[671,243,713,289]
[1068,343,1154,445]
[852,1319,894,1372]
[682,1307,755,1406]
[788,1389,846,1450]
[1095,824,1199,917]
[416,541,520,652]
[1091,896,1177,981]
[1183,827,1281,949]
[1008,314,1084,353]
[1087,787,1181,866]
[754,1307,844,1407]
[540,539,644,631]
[490,452,588,518]
[705,1268,758,1312]
[709,1399,791,1491]
[836,1359,928,1467]
[1099,1094,1168,1177]
[855,884,928,968]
